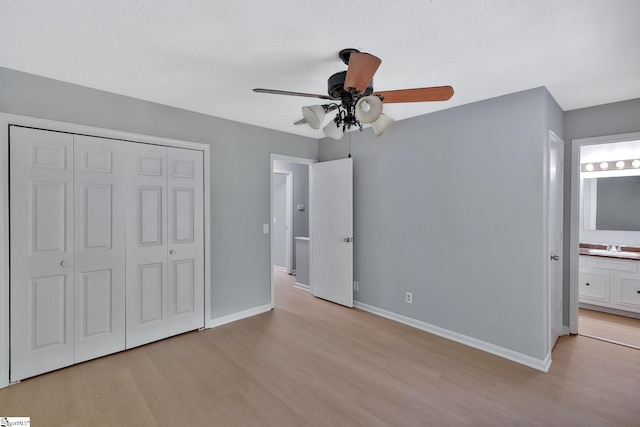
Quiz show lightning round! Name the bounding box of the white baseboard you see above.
[273,265,287,273]
[208,303,273,328]
[354,301,551,372]
[294,283,310,292]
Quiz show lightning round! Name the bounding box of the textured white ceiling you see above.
[1,0,639,138]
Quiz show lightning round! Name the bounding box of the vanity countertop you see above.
[579,243,640,260]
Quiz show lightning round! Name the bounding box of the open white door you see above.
[548,132,564,350]
[310,158,353,307]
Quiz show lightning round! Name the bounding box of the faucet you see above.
[607,245,620,252]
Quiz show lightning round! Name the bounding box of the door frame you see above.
[273,169,293,274]
[569,131,640,334]
[0,113,212,389]
[269,154,316,306]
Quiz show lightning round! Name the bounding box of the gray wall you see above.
[273,160,310,270]
[319,87,561,360]
[563,98,640,324]
[0,67,320,319]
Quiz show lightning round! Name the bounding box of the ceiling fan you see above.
[253,48,454,139]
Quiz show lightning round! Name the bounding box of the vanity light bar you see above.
[582,159,640,172]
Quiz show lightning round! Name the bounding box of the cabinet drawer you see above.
[579,271,608,302]
[618,276,640,310]
[590,257,637,273]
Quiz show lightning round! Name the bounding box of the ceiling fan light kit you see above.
[302,105,327,129]
[323,119,344,140]
[355,95,383,124]
[371,113,394,136]
[253,48,454,140]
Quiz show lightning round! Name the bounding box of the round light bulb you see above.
[585,163,594,172]
[616,160,625,169]
[360,101,371,112]
[600,162,609,170]
[633,159,640,168]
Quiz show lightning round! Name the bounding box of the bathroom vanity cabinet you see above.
[579,255,640,315]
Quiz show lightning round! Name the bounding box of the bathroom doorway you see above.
[570,132,640,349]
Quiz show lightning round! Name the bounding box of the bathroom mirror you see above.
[583,176,640,231]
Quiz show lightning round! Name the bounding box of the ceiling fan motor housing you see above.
[327,71,373,103]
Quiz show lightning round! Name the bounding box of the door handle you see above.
[550,255,560,261]
[169,249,176,255]
[60,260,68,267]
[343,237,353,243]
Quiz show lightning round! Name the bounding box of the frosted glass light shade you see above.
[355,96,383,124]
[371,113,394,136]
[302,105,326,129]
[323,121,344,140]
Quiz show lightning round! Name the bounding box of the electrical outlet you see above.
[353,281,359,291]
[405,291,412,304]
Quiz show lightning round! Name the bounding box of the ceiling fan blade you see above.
[294,118,307,125]
[253,88,335,100]
[374,86,454,103]
[343,52,381,94]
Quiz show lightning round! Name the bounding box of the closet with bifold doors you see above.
[9,126,204,382]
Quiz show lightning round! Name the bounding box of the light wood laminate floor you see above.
[2,271,640,426]
[579,307,640,349]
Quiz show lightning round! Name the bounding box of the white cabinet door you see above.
[126,144,169,348]
[73,135,126,362]
[10,127,75,381]
[167,148,204,336]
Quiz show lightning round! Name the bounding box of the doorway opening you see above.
[270,155,315,306]
[272,169,293,274]
[570,132,640,349]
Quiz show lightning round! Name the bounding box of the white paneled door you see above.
[126,144,169,348]
[10,126,205,381]
[73,135,126,363]
[10,127,76,381]
[167,148,204,336]
[126,145,204,348]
